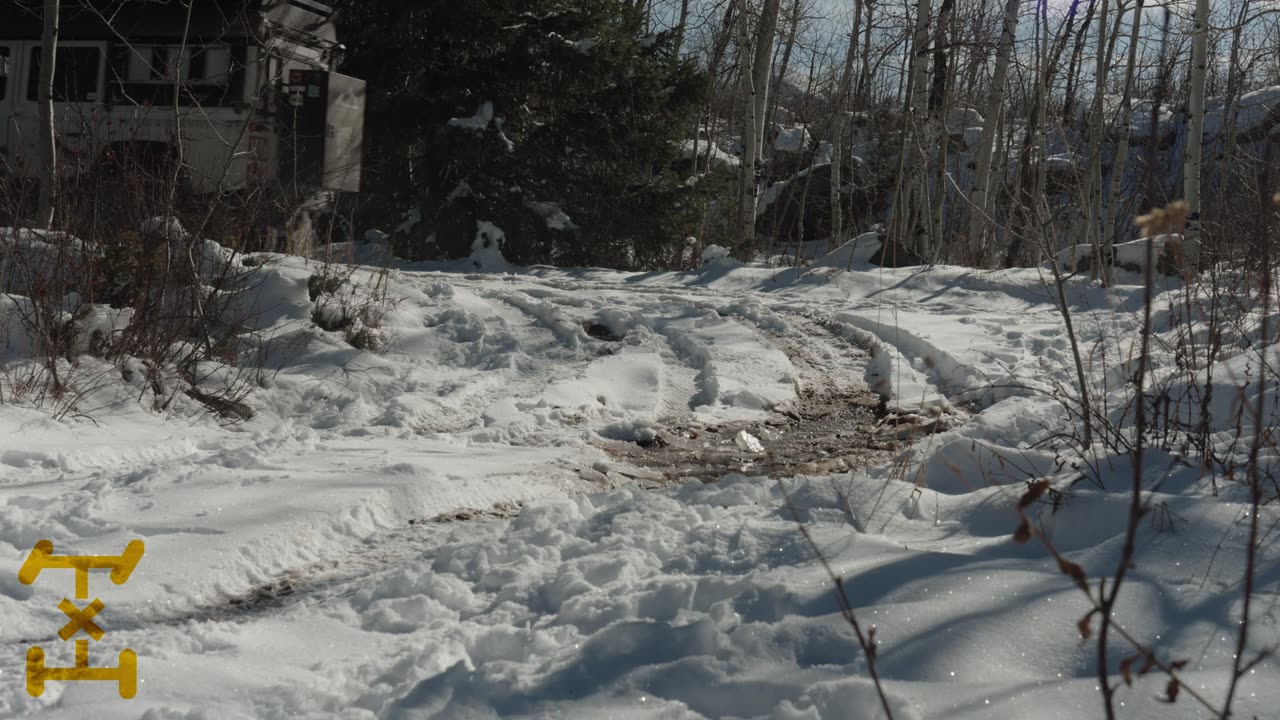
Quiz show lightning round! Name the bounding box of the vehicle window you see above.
[26,46,102,102]
[0,46,10,100]
[107,43,240,107]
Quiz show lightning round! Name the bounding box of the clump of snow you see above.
[526,201,578,231]
[733,429,764,453]
[701,244,731,264]
[448,101,495,132]
[467,221,514,272]
[681,139,740,169]
[395,206,422,236]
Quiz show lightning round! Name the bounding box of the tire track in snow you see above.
[475,282,721,431]
[404,280,603,436]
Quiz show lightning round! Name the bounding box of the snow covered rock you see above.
[526,201,578,232]
[1055,234,1193,277]
[961,126,985,150]
[773,124,811,153]
[811,232,883,269]
[946,105,984,135]
[681,139,741,169]
[700,244,732,267]
[867,238,924,268]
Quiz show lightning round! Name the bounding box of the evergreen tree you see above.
[335,0,709,268]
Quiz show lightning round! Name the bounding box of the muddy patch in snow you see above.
[594,378,901,484]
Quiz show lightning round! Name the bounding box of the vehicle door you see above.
[13,40,107,175]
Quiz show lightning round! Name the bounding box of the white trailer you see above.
[0,0,364,203]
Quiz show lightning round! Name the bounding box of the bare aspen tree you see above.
[1100,0,1145,286]
[1221,0,1250,163]
[736,0,783,250]
[750,0,783,171]
[927,0,955,254]
[1182,0,1209,265]
[691,3,738,177]
[1060,0,1097,130]
[736,0,757,246]
[1083,0,1111,276]
[36,0,61,230]
[674,0,692,56]
[1008,0,1081,265]
[967,0,1020,262]
[896,0,933,257]
[168,0,195,215]
[1031,0,1051,262]
[764,0,803,142]
[856,0,875,106]
[831,0,864,244]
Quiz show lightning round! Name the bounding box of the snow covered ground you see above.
[1,244,1277,719]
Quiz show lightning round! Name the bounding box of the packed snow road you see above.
[1,252,1276,718]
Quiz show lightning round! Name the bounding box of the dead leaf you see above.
[1018,479,1051,509]
[1013,517,1033,544]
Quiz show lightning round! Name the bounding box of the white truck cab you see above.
[0,0,363,200]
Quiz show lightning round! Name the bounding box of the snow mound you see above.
[701,244,732,264]
[467,221,514,272]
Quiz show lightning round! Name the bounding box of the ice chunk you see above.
[734,430,764,453]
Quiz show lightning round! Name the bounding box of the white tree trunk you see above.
[1181,0,1209,267]
[1083,0,1110,277]
[896,0,932,257]
[36,0,60,230]
[751,0,783,156]
[1100,0,1145,286]
[764,0,801,144]
[736,0,783,251]
[967,0,1019,262]
[830,0,864,244]
[736,0,757,247]
[857,0,876,105]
